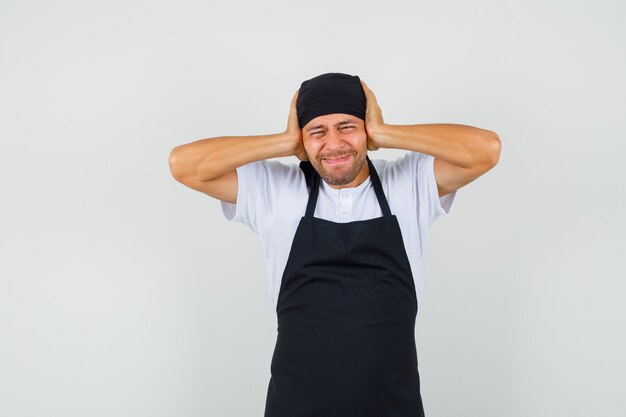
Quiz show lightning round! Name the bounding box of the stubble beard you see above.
[316,151,367,186]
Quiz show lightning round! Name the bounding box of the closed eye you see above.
[311,126,355,136]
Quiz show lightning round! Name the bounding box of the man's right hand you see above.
[286,89,309,161]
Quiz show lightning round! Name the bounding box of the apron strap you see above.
[304,164,321,218]
[300,155,392,218]
[298,160,317,191]
[366,156,392,217]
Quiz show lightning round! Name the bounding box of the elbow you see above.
[168,146,185,181]
[486,132,501,167]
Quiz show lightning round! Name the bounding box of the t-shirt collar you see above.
[320,175,372,194]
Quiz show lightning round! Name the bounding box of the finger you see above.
[291,89,299,107]
[360,81,375,99]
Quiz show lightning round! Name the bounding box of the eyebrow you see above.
[305,119,357,132]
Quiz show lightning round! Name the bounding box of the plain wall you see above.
[1,0,624,416]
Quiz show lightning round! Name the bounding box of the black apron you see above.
[264,156,425,417]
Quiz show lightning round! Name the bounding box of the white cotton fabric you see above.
[220,151,457,313]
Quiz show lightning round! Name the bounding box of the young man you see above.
[169,72,501,417]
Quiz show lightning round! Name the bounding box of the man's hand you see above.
[285,89,309,161]
[360,80,386,151]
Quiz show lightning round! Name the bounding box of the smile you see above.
[323,154,352,164]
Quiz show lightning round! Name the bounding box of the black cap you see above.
[296,72,366,129]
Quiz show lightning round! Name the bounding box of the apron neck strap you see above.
[367,156,392,216]
[303,155,392,218]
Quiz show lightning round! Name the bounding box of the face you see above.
[302,113,369,189]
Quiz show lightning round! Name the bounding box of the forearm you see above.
[169,132,293,182]
[375,123,500,169]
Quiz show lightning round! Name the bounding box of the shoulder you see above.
[237,158,304,188]
[240,158,299,176]
[369,151,425,181]
[222,158,306,234]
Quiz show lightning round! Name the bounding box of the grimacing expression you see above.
[302,113,368,187]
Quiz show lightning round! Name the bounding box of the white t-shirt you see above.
[221,151,457,313]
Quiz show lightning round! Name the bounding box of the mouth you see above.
[322,154,352,165]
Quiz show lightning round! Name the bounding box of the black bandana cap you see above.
[296,72,366,129]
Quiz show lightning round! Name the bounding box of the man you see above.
[169,73,501,416]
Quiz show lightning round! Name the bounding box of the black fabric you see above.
[298,160,316,190]
[264,156,425,417]
[296,72,366,129]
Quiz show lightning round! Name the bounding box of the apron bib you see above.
[264,156,424,417]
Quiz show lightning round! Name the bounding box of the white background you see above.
[1,0,624,416]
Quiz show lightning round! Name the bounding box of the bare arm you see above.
[359,80,501,197]
[374,123,501,197]
[168,90,307,203]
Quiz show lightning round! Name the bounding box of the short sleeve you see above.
[220,159,294,235]
[379,151,457,228]
[410,152,458,225]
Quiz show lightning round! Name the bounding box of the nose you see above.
[324,129,348,151]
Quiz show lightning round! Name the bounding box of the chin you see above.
[316,152,367,186]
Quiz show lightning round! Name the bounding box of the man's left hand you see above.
[360,79,385,151]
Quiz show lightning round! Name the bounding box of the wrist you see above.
[370,123,392,148]
[277,131,300,157]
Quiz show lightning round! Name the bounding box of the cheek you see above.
[303,139,320,155]
[349,132,367,148]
